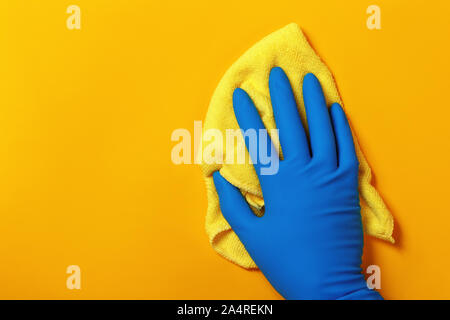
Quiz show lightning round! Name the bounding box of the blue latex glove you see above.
[213,67,382,300]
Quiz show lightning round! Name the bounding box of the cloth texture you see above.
[201,23,394,269]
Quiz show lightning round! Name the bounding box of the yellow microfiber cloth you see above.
[201,23,394,269]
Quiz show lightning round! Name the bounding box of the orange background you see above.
[0,0,449,299]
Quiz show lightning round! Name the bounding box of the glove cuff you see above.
[338,288,384,300]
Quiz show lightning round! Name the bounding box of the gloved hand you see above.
[213,67,382,300]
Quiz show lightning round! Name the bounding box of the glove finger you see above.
[213,171,258,233]
[302,73,337,168]
[269,67,310,164]
[233,88,279,179]
[329,103,359,170]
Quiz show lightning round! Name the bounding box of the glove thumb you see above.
[212,171,257,234]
